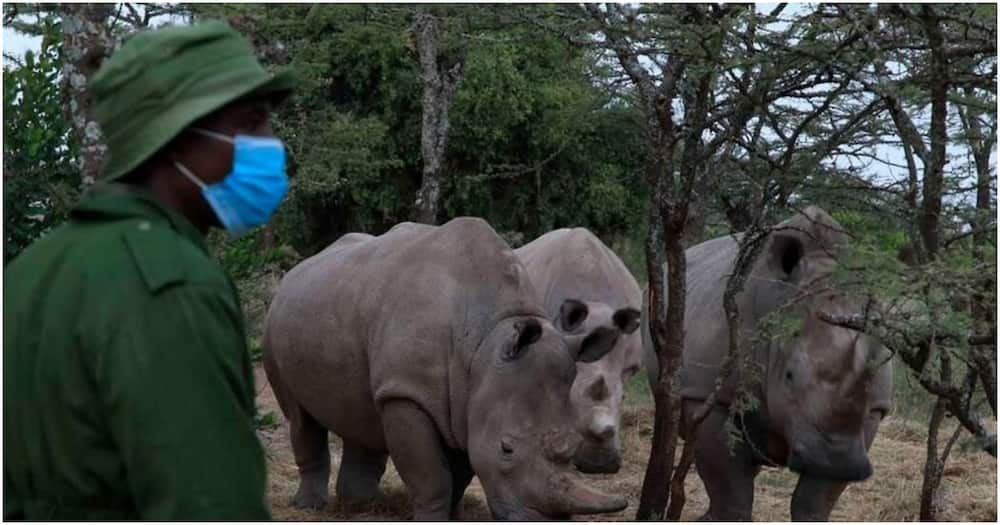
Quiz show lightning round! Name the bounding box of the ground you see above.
[253,364,997,522]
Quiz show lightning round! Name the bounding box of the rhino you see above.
[264,218,628,520]
[515,228,642,474]
[642,206,893,521]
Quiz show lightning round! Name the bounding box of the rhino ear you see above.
[770,233,805,279]
[568,326,619,363]
[558,299,589,333]
[503,318,543,361]
[612,307,641,334]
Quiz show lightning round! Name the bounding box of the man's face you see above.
[171,98,276,227]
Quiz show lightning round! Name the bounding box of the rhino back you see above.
[515,228,641,315]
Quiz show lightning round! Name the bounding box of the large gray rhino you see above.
[515,228,642,474]
[264,218,628,520]
[643,206,893,521]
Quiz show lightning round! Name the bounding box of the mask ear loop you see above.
[173,160,207,189]
[172,126,229,189]
[192,127,235,144]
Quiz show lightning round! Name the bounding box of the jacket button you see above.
[138,221,151,231]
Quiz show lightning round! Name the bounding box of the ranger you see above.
[4,21,293,520]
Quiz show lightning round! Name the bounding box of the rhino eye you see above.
[501,438,514,455]
[785,370,794,383]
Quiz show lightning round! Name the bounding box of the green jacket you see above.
[4,184,271,520]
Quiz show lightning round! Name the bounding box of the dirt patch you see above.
[254,364,997,521]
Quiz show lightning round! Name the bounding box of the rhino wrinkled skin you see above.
[642,206,893,521]
[264,218,627,520]
[515,228,643,474]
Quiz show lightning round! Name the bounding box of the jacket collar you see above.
[70,182,208,254]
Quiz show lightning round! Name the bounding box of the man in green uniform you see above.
[4,21,294,520]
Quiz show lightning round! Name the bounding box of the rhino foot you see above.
[292,489,328,510]
[336,443,388,504]
[335,484,382,505]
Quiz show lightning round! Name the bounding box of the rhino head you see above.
[467,316,629,520]
[756,210,888,482]
[555,299,641,474]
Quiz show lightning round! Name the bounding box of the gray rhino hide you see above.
[515,228,643,472]
[642,206,892,420]
[265,218,545,452]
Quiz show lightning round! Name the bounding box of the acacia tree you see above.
[538,3,958,520]
[570,6,735,517]
[568,4,877,518]
[807,4,997,520]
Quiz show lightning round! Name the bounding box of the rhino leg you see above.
[335,442,388,504]
[688,401,757,521]
[289,419,332,510]
[446,449,475,519]
[265,353,331,509]
[380,399,454,520]
[790,410,883,521]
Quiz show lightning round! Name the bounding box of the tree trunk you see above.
[261,223,276,251]
[59,4,115,187]
[637,212,687,520]
[919,397,947,521]
[635,99,684,517]
[412,9,464,225]
[664,425,697,520]
[918,5,948,259]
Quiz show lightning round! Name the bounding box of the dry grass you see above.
[253,365,997,522]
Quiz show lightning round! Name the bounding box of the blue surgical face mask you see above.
[174,127,289,237]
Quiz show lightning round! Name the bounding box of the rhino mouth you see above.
[573,447,622,474]
[787,446,872,482]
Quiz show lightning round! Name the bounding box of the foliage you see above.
[247,336,264,363]
[3,18,79,263]
[444,30,646,241]
[185,4,647,257]
[254,410,279,430]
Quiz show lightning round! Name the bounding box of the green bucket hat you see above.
[91,21,295,181]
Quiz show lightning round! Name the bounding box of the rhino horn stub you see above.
[586,375,610,401]
[848,336,879,393]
